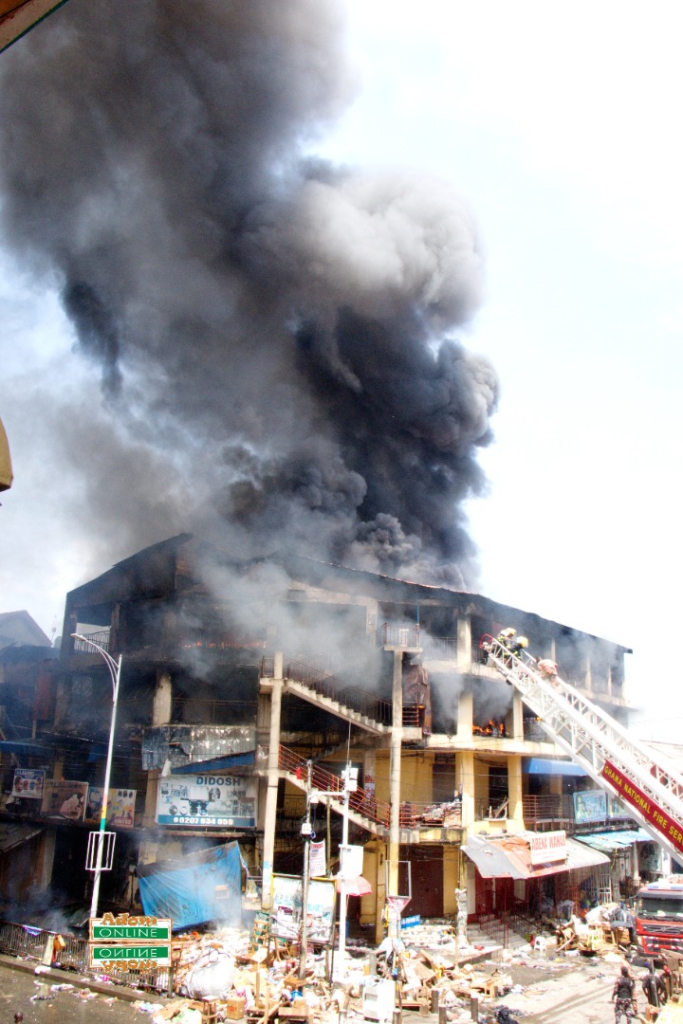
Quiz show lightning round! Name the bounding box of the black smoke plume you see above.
[0,0,498,586]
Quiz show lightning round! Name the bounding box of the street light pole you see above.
[71,633,123,920]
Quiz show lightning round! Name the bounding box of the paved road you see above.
[0,960,163,1023]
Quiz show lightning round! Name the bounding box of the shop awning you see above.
[0,823,43,853]
[464,833,568,880]
[564,837,610,869]
[525,758,586,777]
[171,749,256,774]
[574,828,652,853]
[464,834,609,879]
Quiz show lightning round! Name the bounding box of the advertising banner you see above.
[88,913,173,972]
[574,789,607,824]
[271,874,335,944]
[12,768,45,800]
[602,760,683,853]
[156,774,257,827]
[41,780,88,821]
[85,788,136,829]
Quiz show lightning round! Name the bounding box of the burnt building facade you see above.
[0,534,636,930]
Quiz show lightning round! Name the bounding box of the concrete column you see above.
[443,847,459,915]
[261,652,284,910]
[389,650,403,895]
[549,775,563,797]
[143,770,161,827]
[39,830,57,889]
[505,692,524,740]
[632,841,641,884]
[456,751,475,828]
[456,617,472,672]
[457,691,473,739]
[507,755,524,825]
[153,669,172,725]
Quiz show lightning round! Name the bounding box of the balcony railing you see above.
[523,793,574,827]
[398,800,462,830]
[377,623,421,648]
[73,629,111,653]
[422,637,458,660]
[261,655,393,726]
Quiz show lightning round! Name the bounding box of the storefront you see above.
[464,830,610,918]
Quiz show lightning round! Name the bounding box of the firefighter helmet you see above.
[517,636,529,648]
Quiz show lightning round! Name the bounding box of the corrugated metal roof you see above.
[0,822,42,854]
[574,828,652,852]
[0,0,69,54]
[464,833,609,879]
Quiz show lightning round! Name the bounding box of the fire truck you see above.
[634,877,683,958]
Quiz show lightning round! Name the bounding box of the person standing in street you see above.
[612,965,637,1024]
[642,962,668,1008]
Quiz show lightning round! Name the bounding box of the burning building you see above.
[0,1,648,934]
[0,532,628,932]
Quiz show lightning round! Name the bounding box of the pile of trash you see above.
[117,916,520,1024]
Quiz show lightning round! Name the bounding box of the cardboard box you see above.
[225,996,246,1020]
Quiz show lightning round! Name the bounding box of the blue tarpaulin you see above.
[138,841,244,931]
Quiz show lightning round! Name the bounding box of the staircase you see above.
[482,635,683,865]
[267,744,390,838]
[261,655,392,735]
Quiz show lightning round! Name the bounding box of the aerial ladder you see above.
[480,635,683,867]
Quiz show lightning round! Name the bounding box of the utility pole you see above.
[336,763,358,979]
[298,761,313,980]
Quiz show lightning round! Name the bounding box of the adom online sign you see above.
[89,914,172,970]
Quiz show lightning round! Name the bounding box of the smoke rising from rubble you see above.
[0,0,498,588]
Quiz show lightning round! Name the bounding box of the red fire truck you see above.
[635,877,683,957]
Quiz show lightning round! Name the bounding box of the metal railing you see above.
[376,623,421,648]
[422,637,457,660]
[73,630,111,653]
[475,912,509,948]
[169,697,258,723]
[261,655,393,727]
[0,921,169,992]
[398,801,462,829]
[523,793,574,828]
[275,745,392,828]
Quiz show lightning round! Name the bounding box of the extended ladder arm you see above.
[480,635,683,865]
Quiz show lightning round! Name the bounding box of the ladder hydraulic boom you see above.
[481,635,683,866]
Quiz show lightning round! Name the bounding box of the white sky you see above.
[2,0,682,736]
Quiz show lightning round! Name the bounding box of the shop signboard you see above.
[89,944,171,968]
[89,914,172,971]
[40,780,88,821]
[155,774,257,827]
[12,768,45,800]
[85,787,136,829]
[528,830,566,865]
[271,873,335,944]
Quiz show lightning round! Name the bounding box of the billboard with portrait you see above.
[41,780,88,821]
[156,774,257,827]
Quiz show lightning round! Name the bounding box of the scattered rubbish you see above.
[30,982,53,1001]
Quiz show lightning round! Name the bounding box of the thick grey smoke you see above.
[0,0,498,586]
